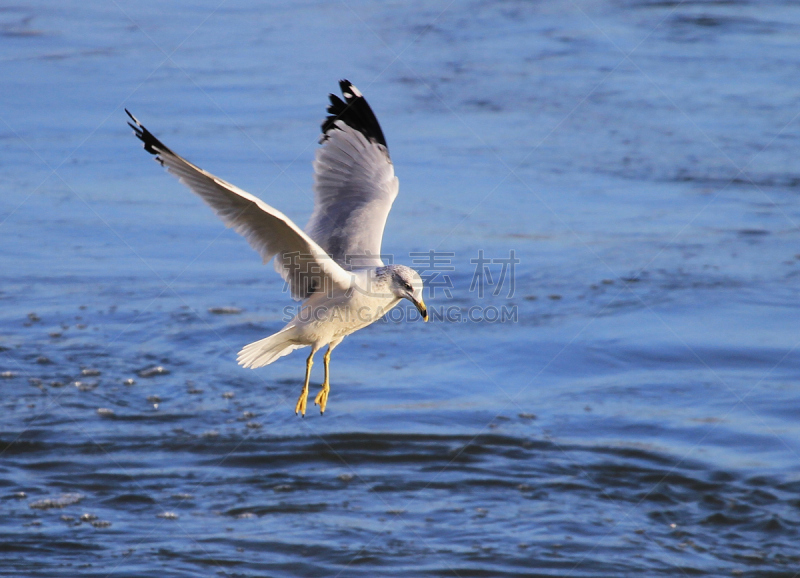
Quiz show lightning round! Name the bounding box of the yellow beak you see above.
[415,298,428,322]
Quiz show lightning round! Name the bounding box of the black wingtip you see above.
[125,109,172,158]
[321,80,388,150]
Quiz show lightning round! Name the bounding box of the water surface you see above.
[1,1,799,576]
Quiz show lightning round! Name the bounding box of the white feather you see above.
[306,120,399,270]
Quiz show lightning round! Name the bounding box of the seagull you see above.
[126,80,428,416]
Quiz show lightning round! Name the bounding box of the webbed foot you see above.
[314,382,330,415]
[295,386,309,416]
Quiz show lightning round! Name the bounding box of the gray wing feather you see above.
[306,81,399,270]
[127,110,351,301]
[308,122,398,269]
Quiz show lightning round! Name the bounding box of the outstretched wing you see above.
[306,80,399,270]
[126,110,352,301]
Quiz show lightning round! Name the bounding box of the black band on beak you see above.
[415,300,428,322]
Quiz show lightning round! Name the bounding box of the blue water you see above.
[2,1,800,576]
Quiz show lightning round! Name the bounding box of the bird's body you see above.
[239,266,407,368]
[127,81,427,415]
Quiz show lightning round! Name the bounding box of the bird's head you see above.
[389,265,428,322]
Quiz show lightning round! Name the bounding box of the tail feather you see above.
[237,326,303,369]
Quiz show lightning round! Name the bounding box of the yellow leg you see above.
[295,350,315,416]
[314,347,332,414]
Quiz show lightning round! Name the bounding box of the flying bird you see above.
[126,80,427,416]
